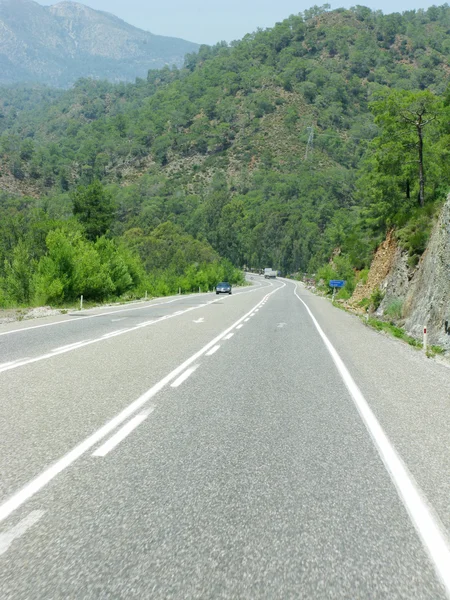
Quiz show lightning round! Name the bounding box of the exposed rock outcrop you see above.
[403,197,450,347]
[353,194,450,349]
[377,249,411,312]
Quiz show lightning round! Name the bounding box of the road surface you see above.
[1,278,450,599]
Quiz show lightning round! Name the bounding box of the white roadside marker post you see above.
[423,325,428,353]
[80,295,83,311]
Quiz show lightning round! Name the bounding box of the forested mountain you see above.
[0,0,199,87]
[1,4,450,307]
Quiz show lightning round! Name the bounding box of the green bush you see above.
[316,264,337,290]
[0,280,8,308]
[384,299,403,319]
[95,238,142,296]
[4,241,35,305]
[317,254,355,296]
[336,287,352,300]
[370,287,384,310]
[358,297,370,308]
[357,269,370,286]
[396,203,440,266]
[34,229,114,304]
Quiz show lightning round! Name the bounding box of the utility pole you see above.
[305,126,314,160]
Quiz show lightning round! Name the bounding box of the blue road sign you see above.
[329,280,345,288]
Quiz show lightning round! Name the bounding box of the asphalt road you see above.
[1,278,450,599]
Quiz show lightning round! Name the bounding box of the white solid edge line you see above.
[101,329,129,339]
[93,405,157,458]
[293,283,450,596]
[51,341,90,353]
[92,414,148,457]
[0,358,31,369]
[171,365,199,388]
[0,282,285,525]
[206,345,220,356]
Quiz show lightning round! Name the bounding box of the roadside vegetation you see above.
[2,5,450,307]
[364,316,445,357]
[0,183,243,307]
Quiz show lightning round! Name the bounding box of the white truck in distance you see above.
[264,268,277,279]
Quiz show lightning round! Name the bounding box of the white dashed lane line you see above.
[0,510,46,557]
[0,282,273,340]
[0,283,284,526]
[0,303,216,375]
[0,285,276,375]
[95,295,267,457]
[92,289,269,457]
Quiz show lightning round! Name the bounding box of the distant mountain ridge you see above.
[0,0,199,87]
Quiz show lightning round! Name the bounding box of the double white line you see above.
[0,283,284,525]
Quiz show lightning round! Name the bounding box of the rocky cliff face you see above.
[402,196,450,348]
[0,0,199,87]
[353,194,450,349]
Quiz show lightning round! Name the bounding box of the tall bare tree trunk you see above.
[417,117,425,207]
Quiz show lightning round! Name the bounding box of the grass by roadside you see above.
[324,293,447,359]
[366,316,421,347]
[364,315,445,358]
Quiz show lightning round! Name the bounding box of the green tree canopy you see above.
[72,180,116,241]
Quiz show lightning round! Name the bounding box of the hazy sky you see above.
[35,0,443,45]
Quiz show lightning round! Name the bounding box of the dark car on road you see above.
[215,282,232,295]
